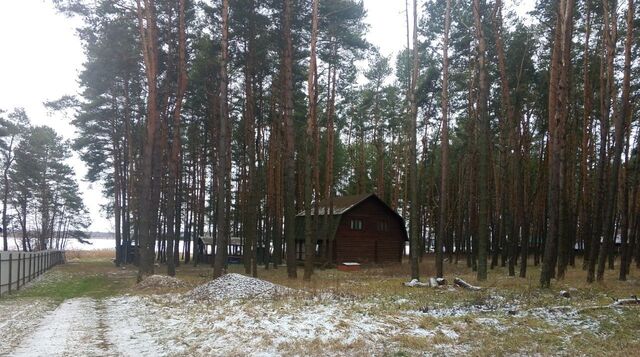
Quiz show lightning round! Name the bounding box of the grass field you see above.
[2,250,639,356]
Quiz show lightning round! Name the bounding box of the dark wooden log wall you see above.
[334,197,405,264]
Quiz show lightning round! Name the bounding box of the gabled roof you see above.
[295,193,408,242]
[296,193,374,217]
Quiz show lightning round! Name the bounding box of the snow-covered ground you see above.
[0,298,55,355]
[0,293,460,356]
[2,289,621,356]
[0,270,636,356]
[12,298,114,357]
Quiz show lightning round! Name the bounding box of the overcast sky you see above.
[0,0,536,233]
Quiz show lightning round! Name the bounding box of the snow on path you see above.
[9,297,164,357]
[11,297,114,357]
[0,299,55,355]
[104,296,164,357]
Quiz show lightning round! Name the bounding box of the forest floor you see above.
[0,250,639,356]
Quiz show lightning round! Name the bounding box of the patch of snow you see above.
[108,293,439,356]
[475,317,508,332]
[12,298,111,356]
[523,306,601,332]
[104,296,164,356]
[415,294,521,318]
[409,327,435,338]
[439,327,459,340]
[404,279,429,287]
[0,299,55,355]
[433,343,472,355]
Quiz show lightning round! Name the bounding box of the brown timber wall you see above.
[334,197,404,264]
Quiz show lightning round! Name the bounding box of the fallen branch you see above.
[612,297,640,306]
[577,297,640,313]
[453,278,481,291]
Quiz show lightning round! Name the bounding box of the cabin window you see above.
[350,219,363,230]
[377,221,389,232]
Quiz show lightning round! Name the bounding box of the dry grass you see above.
[65,249,115,261]
[11,252,640,355]
[186,255,639,309]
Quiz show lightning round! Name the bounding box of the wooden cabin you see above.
[295,193,407,265]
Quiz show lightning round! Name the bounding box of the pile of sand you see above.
[138,275,187,290]
[189,273,292,300]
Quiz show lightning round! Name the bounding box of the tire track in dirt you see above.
[9,296,165,357]
[11,297,114,357]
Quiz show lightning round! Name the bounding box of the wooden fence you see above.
[0,250,65,297]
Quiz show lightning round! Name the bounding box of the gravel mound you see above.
[138,275,187,290]
[189,273,292,300]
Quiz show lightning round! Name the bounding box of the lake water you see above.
[4,236,117,251]
[66,238,116,251]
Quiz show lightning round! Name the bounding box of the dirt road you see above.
[3,297,161,357]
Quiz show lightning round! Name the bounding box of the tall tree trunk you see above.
[541,0,573,287]
[166,0,187,277]
[408,0,420,281]
[436,0,451,279]
[136,0,161,281]
[113,137,122,266]
[473,0,490,281]
[597,0,620,281]
[618,0,635,281]
[556,0,575,280]
[587,34,610,282]
[303,0,319,281]
[213,0,230,278]
[578,2,594,271]
[492,0,519,277]
[2,136,14,252]
[244,0,259,278]
[323,46,337,264]
[283,0,297,279]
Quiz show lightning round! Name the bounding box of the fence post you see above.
[28,253,32,283]
[16,253,21,291]
[22,253,26,287]
[0,253,3,297]
[8,253,12,294]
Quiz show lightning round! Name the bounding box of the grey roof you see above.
[296,193,373,217]
[199,236,242,245]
